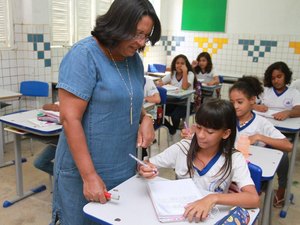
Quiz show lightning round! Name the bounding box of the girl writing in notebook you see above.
[139,99,259,222]
[253,61,300,120]
[156,54,195,135]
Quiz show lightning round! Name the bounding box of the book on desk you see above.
[147,178,205,223]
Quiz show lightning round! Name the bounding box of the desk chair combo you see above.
[3,81,49,157]
[147,86,170,157]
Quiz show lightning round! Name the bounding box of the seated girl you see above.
[139,99,259,222]
[156,54,195,135]
[253,61,300,120]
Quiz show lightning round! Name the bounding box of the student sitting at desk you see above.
[142,77,161,159]
[33,102,59,175]
[139,99,260,222]
[156,54,195,135]
[229,76,292,208]
[253,61,300,121]
[191,52,220,86]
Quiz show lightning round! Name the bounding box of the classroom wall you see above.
[145,0,300,84]
[0,0,52,142]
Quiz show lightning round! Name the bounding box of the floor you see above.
[1,127,300,225]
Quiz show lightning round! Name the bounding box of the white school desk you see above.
[0,90,22,168]
[264,116,300,218]
[166,89,195,126]
[83,176,259,225]
[144,75,160,82]
[248,145,283,225]
[0,110,62,207]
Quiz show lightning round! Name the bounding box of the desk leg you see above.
[280,131,299,218]
[261,178,274,225]
[2,133,46,208]
[185,96,192,126]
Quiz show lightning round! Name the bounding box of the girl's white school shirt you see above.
[260,87,300,111]
[144,77,159,97]
[162,71,194,90]
[149,139,253,193]
[196,69,216,83]
[236,112,286,147]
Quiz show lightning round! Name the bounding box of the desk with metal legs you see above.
[266,117,300,218]
[0,90,22,168]
[166,89,195,126]
[83,176,260,225]
[0,110,61,207]
[249,145,283,225]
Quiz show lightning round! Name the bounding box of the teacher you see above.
[51,0,161,224]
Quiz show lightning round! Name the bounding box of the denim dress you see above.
[51,36,144,225]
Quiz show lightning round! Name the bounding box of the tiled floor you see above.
[0,128,300,225]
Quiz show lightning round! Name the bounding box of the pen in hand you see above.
[128,153,157,174]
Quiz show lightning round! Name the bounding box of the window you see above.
[0,0,13,48]
[51,0,113,47]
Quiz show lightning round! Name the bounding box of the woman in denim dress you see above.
[51,1,161,224]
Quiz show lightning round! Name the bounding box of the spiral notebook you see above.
[147,179,203,223]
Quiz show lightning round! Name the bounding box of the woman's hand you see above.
[181,65,188,75]
[183,195,217,222]
[138,162,158,179]
[137,115,155,148]
[83,172,108,204]
[155,79,164,87]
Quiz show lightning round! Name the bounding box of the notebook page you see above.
[147,179,203,221]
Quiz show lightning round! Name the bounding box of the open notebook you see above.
[147,179,204,223]
[162,84,179,91]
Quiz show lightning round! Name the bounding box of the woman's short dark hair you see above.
[194,52,213,74]
[91,0,161,52]
[264,61,293,87]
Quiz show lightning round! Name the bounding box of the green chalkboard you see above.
[181,0,227,32]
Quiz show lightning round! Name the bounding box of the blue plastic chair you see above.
[20,81,49,109]
[148,64,166,73]
[148,86,169,156]
[248,162,262,193]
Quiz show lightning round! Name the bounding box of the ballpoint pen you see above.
[129,153,157,174]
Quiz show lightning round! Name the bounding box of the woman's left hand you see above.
[183,195,216,222]
[137,115,155,148]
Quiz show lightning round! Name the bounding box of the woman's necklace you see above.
[108,50,134,125]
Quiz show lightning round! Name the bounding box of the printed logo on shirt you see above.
[283,98,292,108]
[209,179,228,193]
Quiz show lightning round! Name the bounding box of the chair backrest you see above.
[156,86,167,105]
[248,162,262,193]
[20,81,49,97]
[148,64,166,73]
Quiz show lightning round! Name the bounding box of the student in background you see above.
[253,61,300,120]
[229,76,292,208]
[156,54,195,135]
[33,102,60,176]
[142,77,161,159]
[144,77,160,104]
[139,99,259,222]
[192,52,220,86]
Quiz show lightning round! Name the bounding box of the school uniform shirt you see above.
[162,71,194,91]
[144,77,159,97]
[196,69,216,83]
[149,139,253,193]
[236,112,286,147]
[260,87,300,111]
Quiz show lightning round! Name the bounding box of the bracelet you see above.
[143,113,154,124]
